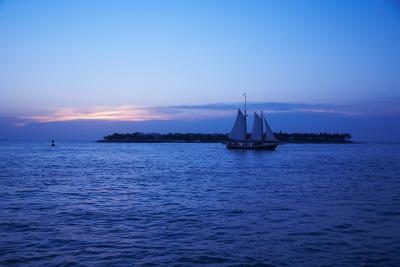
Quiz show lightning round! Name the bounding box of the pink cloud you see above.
[14,100,381,127]
[17,105,231,125]
[20,106,170,124]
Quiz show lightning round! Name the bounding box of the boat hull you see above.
[226,142,278,150]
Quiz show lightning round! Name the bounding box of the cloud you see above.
[18,106,170,125]
[15,105,232,126]
[2,98,400,141]
[169,97,400,117]
[8,97,400,128]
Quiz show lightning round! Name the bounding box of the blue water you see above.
[0,141,399,266]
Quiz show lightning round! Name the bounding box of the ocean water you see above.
[0,141,399,266]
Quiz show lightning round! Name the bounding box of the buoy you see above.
[51,139,55,147]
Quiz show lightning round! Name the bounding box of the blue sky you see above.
[0,0,399,140]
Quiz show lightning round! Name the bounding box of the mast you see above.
[243,91,247,142]
[261,111,264,142]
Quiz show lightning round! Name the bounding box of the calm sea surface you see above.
[0,141,399,266]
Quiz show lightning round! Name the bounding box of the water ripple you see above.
[0,142,400,265]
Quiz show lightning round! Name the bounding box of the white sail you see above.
[229,109,247,141]
[263,116,278,142]
[250,112,263,142]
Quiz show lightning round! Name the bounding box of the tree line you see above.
[100,132,352,143]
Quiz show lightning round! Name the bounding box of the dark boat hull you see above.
[226,142,278,150]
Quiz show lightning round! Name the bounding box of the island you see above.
[97,132,352,143]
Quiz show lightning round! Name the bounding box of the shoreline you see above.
[97,132,353,144]
[97,140,353,144]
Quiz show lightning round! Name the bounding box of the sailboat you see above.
[226,95,279,150]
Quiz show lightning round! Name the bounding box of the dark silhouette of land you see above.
[98,132,352,143]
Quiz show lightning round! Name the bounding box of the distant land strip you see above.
[98,132,353,144]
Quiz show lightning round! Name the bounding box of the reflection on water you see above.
[0,141,399,265]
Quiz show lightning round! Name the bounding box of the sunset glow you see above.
[16,104,366,126]
[20,106,171,123]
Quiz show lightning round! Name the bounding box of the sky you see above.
[0,0,400,141]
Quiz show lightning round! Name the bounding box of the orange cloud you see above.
[16,102,363,127]
[21,106,172,123]
[18,105,231,125]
